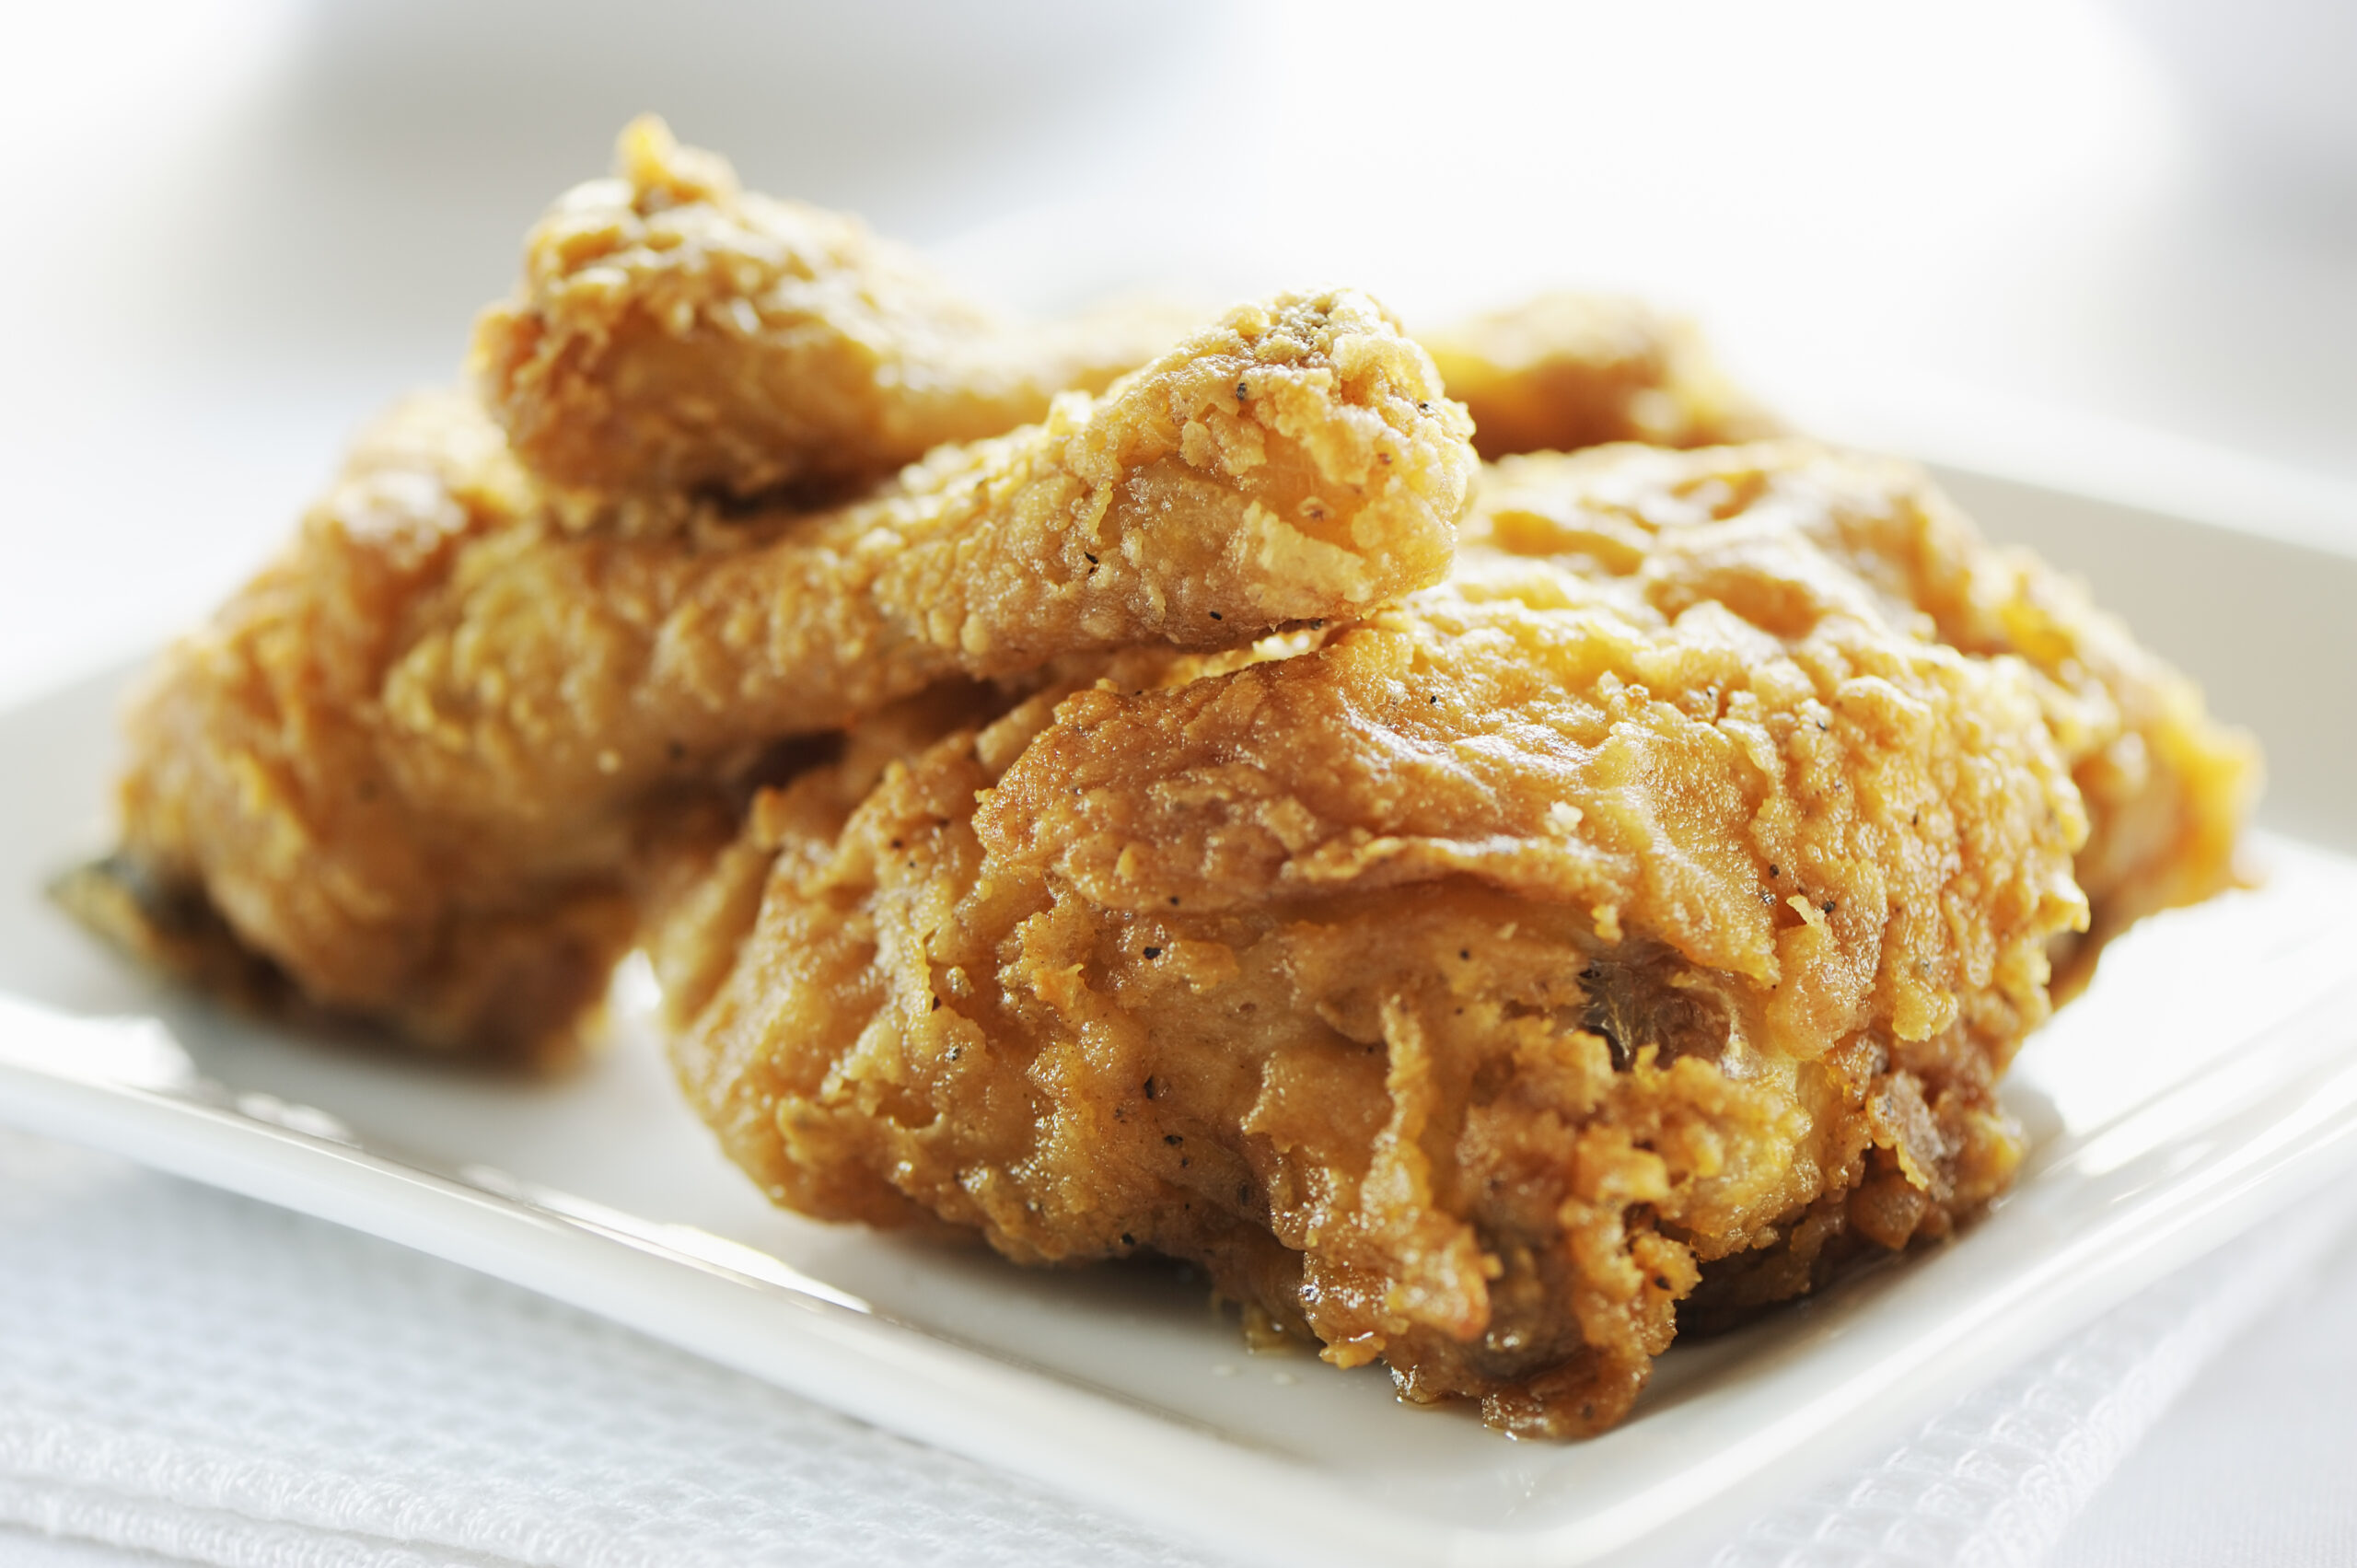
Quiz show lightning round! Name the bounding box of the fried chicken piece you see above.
[1422,293,1779,461]
[474,116,1196,505]
[660,439,2254,1438]
[1458,445,2258,1330]
[65,392,646,1059]
[80,290,1475,1060]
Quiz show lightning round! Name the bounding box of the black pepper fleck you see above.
[1143,946,1163,960]
[1143,1076,1159,1100]
[1164,1133,1183,1145]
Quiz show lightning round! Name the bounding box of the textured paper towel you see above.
[0,1126,2345,1568]
[1701,1187,2354,1568]
[2045,1212,2357,1568]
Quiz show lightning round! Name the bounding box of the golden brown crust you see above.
[473,116,1196,504]
[94,293,1475,1059]
[662,439,2251,1436]
[400,290,1471,822]
[91,391,639,1061]
[1422,294,1780,461]
[1468,444,2259,983]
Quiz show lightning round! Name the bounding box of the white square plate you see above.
[4,467,2356,1568]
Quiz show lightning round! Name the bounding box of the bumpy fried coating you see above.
[87,291,1475,1059]
[1422,294,1779,461]
[1471,449,2252,1002]
[478,118,1762,505]
[77,392,645,1058]
[475,117,1194,504]
[665,440,2249,1437]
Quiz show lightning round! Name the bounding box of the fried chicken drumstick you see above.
[474,117,1195,505]
[77,290,1474,1059]
[482,121,1773,503]
[658,439,2253,1437]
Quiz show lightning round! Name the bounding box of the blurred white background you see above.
[0,0,2351,698]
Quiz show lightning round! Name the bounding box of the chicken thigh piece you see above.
[660,440,2252,1436]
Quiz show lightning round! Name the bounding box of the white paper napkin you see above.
[1,1125,2347,1568]
[1700,1188,2355,1568]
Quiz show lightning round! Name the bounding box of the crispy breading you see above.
[479,124,1766,509]
[1466,447,2258,963]
[85,291,1475,1059]
[1422,293,1779,460]
[74,390,649,1059]
[474,116,1194,504]
[660,440,2253,1436]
